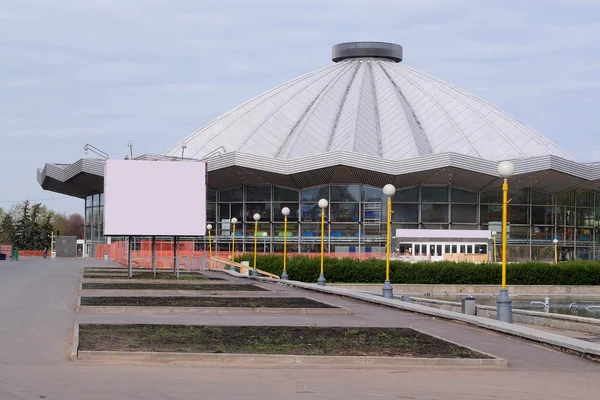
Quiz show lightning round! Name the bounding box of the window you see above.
[330,203,359,222]
[301,203,324,222]
[557,192,575,206]
[330,223,359,237]
[451,204,477,223]
[576,191,594,207]
[207,189,217,202]
[219,187,243,202]
[301,186,329,202]
[273,203,299,222]
[421,204,448,223]
[393,187,418,202]
[245,185,271,201]
[274,186,298,202]
[421,187,448,202]
[206,203,216,222]
[391,204,418,223]
[480,205,502,223]
[532,190,552,205]
[511,189,530,205]
[331,185,360,202]
[480,189,502,204]
[451,188,477,203]
[508,205,529,225]
[245,203,271,221]
[532,206,552,225]
[361,186,387,202]
[99,193,104,206]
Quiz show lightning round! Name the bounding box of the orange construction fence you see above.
[95,240,385,269]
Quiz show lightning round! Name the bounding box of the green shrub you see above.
[237,253,600,285]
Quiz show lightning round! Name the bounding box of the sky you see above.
[1,0,599,214]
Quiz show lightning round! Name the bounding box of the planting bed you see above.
[82,272,221,280]
[78,324,488,358]
[82,283,266,291]
[80,296,334,308]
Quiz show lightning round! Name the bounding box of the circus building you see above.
[38,42,600,260]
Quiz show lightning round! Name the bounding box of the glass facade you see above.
[83,184,600,260]
[84,193,105,257]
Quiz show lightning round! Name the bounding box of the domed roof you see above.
[166,42,572,162]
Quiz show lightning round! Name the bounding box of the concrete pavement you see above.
[1,257,599,399]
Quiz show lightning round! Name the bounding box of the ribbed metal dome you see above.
[166,42,572,162]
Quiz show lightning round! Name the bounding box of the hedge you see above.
[236,254,600,285]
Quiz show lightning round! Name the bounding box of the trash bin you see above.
[461,297,477,316]
[11,248,19,261]
[104,253,109,261]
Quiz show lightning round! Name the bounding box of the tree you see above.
[65,213,85,239]
[0,214,15,244]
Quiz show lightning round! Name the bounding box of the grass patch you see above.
[81,283,267,291]
[80,296,335,308]
[78,324,488,358]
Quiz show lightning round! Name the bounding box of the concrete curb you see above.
[79,289,281,297]
[76,350,505,367]
[81,278,227,284]
[249,277,600,360]
[70,323,79,360]
[76,305,352,315]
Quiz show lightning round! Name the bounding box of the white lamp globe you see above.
[231,217,238,224]
[262,232,268,237]
[253,213,261,221]
[281,207,290,216]
[382,184,396,197]
[491,230,497,237]
[206,224,212,231]
[497,161,515,179]
[318,199,329,209]
[553,238,559,244]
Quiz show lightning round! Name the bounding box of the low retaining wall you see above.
[410,297,600,335]
[332,284,600,296]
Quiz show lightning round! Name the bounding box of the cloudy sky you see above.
[1,0,599,214]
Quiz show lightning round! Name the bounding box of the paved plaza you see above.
[1,258,599,399]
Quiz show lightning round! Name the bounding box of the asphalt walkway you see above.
[1,257,599,399]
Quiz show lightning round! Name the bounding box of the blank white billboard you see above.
[104,159,206,236]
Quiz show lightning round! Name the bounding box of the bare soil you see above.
[83,272,222,281]
[78,324,488,358]
[80,296,333,308]
[81,283,266,291]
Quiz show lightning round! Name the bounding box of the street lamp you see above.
[230,217,238,262]
[281,207,291,280]
[553,238,559,264]
[496,160,515,323]
[491,231,497,263]
[252,213,261,277]
[206,224,213,258]
[317,198,328,286]
[382,184,396,299]
[262,232,268,253]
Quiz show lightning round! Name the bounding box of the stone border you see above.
[72,323,505,367]
[76,351,505,367]
[76,305,352,315]
[79,281,272,292]
[81,278,228,285]
[247,277,600,360]
[410,296,600,335]
[79,289,281,297]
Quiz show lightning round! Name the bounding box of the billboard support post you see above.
[127,236,133,278]
[151,236,156,276]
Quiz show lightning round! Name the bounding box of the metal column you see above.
[151,236,156,276]
[127,235,133,278]
[174,236,179,279]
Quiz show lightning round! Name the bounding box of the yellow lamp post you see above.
[281,207,291,280]
[252,213,261,277]
[382,184,396,298]
[317,198,328,286]
[496,160,515,323]
[553,238,559,264]
[230,217,238,263]
[206,224,213,258]
[491,230,497,262]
